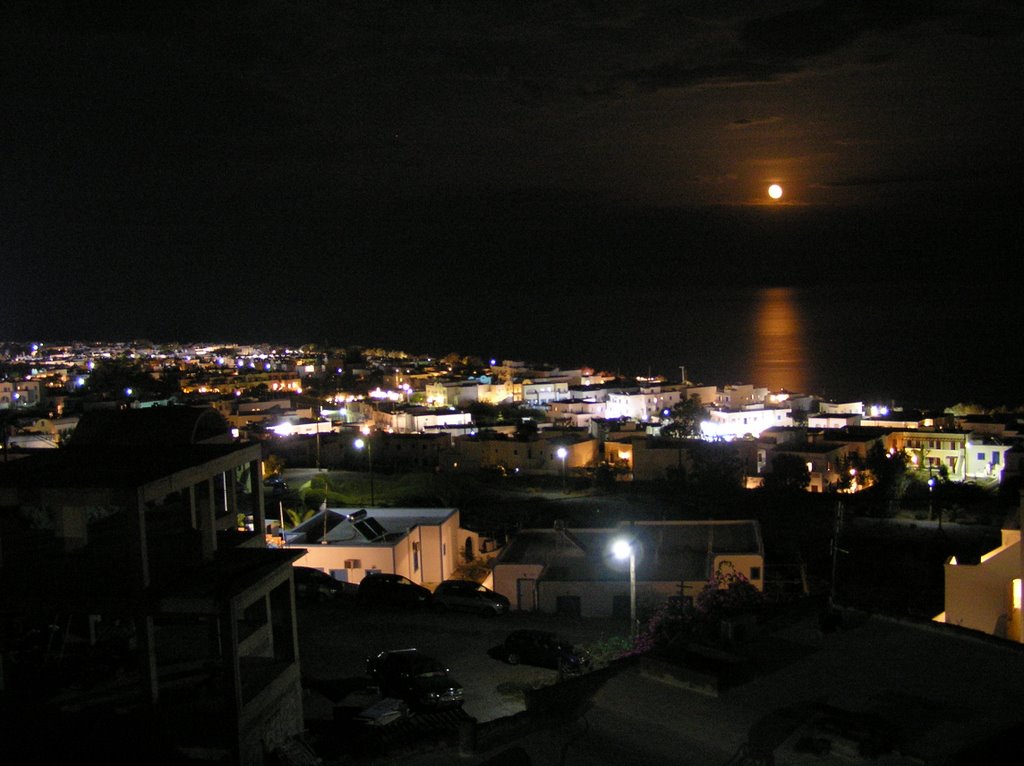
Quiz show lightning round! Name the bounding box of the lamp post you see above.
[556,446,568,493]
[928,477,939,530]
[354,426,375,506]
[612,539,637,639]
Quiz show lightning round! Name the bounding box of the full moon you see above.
[768,184,783,199]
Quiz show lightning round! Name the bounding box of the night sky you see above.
[3,1,1022,365]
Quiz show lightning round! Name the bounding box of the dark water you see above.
[437,283,1024,411]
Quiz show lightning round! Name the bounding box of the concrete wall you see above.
[493,564,544,611]
[942,531,1021,640]
[537,579,677,618]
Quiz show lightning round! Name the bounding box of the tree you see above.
[661,394,708,439]
[263,454,285,478]
[84,357,181,399]
[763,453,811,492]
[284,508,314,529]
[864,441,910,500]
[689,441,744,495]
[835,452,865,491]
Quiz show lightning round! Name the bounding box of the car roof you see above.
[294,566,328,576]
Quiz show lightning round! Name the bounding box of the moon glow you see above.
[768,184,783,199]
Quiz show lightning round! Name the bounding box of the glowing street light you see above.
[354,426,375,506]
[556,446,568,493]
[928,476,940,530]
[612,538,637,639]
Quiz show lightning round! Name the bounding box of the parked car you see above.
[357,573,432,608]
[292,566,345,603]
[432,579,509,616]
[500,630,592,674]
[263,476,288,495]
[365,648,464,712]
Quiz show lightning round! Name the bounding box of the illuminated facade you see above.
[702,406,793,440]
[936,518,1023,644]
[491,520,764,616]
[604,384,688,421]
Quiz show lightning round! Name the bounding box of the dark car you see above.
[263,476,288,495]
[501,630,592,674]
[432,580,509,616]
[357,573,432,608]
[365,648,464,712]
[292,566,345,603]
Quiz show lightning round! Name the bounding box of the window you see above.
[412,542,420,572]
[977,452,986,461]
[344,559,361,569]
[750,566,761,580]
[994,453,1001,465]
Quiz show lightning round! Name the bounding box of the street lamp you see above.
[354,427,375,506]
[928,477,939,530]
[556,446,568,493]
[612,538,637,639]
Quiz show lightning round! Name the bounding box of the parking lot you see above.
[294,595,629,724]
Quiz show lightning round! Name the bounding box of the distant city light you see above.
[768,184,783,199]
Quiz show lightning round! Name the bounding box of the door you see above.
[516,578,537,611]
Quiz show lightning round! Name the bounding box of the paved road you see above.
[295,596,630,725]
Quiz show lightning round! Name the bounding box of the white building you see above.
[0,380,43,409]
[371,406,473,434]
[604,385,688,422]
[714,384,767,409]
[280,507,476,587]
[490,520,764,616]
[936,505,1022,643]
[516,378,571,406]
[702,407,793,440]
[964,436,1012,482]
[425,380,513,407]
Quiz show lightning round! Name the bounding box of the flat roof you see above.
[496,521,762,583]
[0,443,260,490]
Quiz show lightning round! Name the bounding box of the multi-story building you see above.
[0,406,305,764]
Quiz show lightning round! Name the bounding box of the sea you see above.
[375,283,1024,412]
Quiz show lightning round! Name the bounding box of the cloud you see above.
[728,116,783,129]
[627,1,954,91]
[813,173,932,189]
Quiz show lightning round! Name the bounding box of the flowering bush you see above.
[623,571,764,656]
[694,570,763,621]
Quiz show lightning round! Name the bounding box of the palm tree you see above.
[284,508,315,529]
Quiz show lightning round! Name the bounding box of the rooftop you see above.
[496,520,762,583]
[285,507,459,546]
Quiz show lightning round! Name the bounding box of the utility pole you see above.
[315,405,322,471]
[829,501,846,610]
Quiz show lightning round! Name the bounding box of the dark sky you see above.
[3,1,1022,356]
